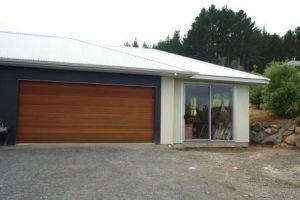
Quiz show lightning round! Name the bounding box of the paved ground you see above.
[0,144,299,200]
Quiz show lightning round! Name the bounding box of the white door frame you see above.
[181,81,235,143]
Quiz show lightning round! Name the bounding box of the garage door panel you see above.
[18,81,155,143]
[19,122,154,130]
[19,138,152,143]
[19,95,154,106]
[19,114,153,126]
[19,127,154,133]
[18,104,154,114]
[19,130,153,140]
[19,129,153,139]
[20,82,155,99]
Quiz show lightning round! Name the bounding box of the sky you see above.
[0,0,299,46]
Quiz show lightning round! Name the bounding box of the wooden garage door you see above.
[18,81,155,143]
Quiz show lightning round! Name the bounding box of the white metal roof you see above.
[0,31,194,77]
[112,47,269,84]
[0,31,269,84]
[288,60,300,67]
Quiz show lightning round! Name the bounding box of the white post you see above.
[160,77,175,144]
[233,84,250,143]
[173,79,183,143]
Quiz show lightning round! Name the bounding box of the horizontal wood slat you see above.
[18,81,155,143]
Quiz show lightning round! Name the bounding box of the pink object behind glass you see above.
[185,124,193,139]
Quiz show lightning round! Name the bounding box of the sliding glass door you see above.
[184,85,210,139]
[184,84,233,141]
[211,85,233,140]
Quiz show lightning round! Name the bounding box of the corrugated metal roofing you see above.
[112,47,269,84]
[288,60,300,67]
[0,31,269,84]
[0,31,194,77]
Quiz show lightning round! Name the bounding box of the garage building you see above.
[0,31,269,146]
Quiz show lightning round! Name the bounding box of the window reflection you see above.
[185,85,209,139]
[211,86,233,140]
[184,84,233,141]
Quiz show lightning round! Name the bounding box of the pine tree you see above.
[132,38,139,48]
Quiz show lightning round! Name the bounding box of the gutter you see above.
[0,58,270,84]
[0,58,197,78]
[190,74,270,84]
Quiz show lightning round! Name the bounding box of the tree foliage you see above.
[124,41,131,47]
[250,85,264,108]
[154,5,300,73]
[249,66,264,108]
[153,30,183,54]
[263,62,300,117]
[182,5,260,71]
[142,41,149,48]
[132,38,139,48]
[249,62,300,117]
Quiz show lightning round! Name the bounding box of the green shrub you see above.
[263,62,300,117]
[267,82,300,117]
[249,66,265,108]
[250,85,264,108]
[296,116,300,125]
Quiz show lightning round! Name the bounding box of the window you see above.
[211,85,233,140]
[184,84,233,141]
[184,85,209,139]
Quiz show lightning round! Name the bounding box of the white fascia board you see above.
[0,58,197,78]
[190,74,269,85]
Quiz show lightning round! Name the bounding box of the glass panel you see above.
[185,85,209,139]
[211,85,233,140]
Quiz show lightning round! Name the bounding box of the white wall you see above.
[173,79,183,143]
[161,78,250,145]
[160,77,174,144]
[233,84,250,143]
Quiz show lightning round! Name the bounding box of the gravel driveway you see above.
[0,144,299,200]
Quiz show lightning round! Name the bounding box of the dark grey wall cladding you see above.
[0,66,161,145]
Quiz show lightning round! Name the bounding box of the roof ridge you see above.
[0,30,86,42]
[104,47,196,74]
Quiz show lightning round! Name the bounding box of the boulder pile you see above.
[250,121,300,148]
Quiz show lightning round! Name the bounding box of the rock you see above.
[262,122,271,129]
[250,130,268,143]
[295,127,300,135]
[270,124,280,129]
[282,121,293,130]
[284,134,300,146]
[251,122,262,132]
[262,131,283,145]
[288,125,296,131]
[283,130,294,136]
[276,142,294,149]
[264,128,278,135]
[264,128,272,134]
[276,143,287,148]
[295,139,300,148]
[278,127,286,135]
